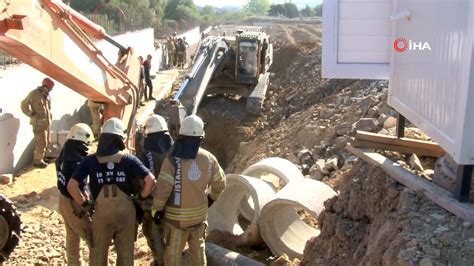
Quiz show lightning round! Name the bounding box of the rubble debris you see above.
[303,162,474,266]
[409,154,424,172]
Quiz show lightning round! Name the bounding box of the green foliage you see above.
[300,5,316,17]
[175,5,200,28]
[314,3,323,16]
[67,0,254,34]
[268,4,286,16]
[245,0,270,15]
[268,3,298,18]
[69,0,102,12]
[283,2,298,18]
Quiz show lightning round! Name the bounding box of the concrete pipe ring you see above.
[208,174,276,247]
[258,179,337,259]
[240,157,304,221]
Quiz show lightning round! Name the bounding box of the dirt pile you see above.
[303,162,474,265]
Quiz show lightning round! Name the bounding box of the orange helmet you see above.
[42,78,54,89]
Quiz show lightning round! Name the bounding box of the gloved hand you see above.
[207,195,215,208]
[151,208,163,225]
[81,200,95,216]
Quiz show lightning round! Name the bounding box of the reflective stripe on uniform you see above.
[212,170,225,181]
[159,172,175,184]
[164,204,208,221]
[171,228,183,266]
[154,199,167,208]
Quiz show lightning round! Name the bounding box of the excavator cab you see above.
[235,31,272,86]
[237,40,259,82]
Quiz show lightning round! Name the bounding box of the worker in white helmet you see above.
[151,114,226,266]
[56,123,93,265]
[137,114,174,265]
[67,118,156,265]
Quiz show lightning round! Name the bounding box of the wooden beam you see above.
[347,145,474,223]
[351,139,444,158]
[355,130,445,157]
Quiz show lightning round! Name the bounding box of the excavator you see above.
[165,27,273,134]
[0,0,142,260]
[0,1,274,259]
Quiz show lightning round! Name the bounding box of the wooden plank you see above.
[352,139,444,157]
[346,145,474,223]
[355,130,445,156]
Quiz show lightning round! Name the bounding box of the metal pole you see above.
[104,34,127,52]
[396,113,406,138]
[454,165,473,202]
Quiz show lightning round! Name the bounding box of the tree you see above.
[300,5,315,17]
[283,2,298,18]
[245,0,270,15]
[165,0,198,19]
[314,3,323,17]
[268,4,286,17]
[69,0,102,12]
[175,5,200,27]
[200,5,217,24]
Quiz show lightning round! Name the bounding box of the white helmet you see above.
[102,117,126,138]
[67,123,93,143]
[179,114,205,137]
[145,114,168,134]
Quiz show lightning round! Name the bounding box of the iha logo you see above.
[393,37,431,52]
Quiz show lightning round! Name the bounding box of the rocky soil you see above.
[303,162,474,266]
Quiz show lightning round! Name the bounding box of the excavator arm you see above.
[0,0,140,145]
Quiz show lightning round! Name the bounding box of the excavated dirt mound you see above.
[303,162,474,266]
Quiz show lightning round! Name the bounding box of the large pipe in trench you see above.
[206,242,265,266]
[240,157,304,220]
[208,174,276,246]
[259,179,337,259]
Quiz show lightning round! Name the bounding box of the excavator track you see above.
[0,194,21,263]
[247,72,270,115]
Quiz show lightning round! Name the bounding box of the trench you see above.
[197,95,253,169]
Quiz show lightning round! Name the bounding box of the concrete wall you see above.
[0,26,202,174]
[0,29,157,175]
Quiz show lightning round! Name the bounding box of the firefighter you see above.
[151,114,226,266]
[176,38,186,68]
[67,118,156,266]
[166,36,176,68]
[137,114,174,265]
[56,123,93,265]
[87,100,103,138]
[20,77,54,168]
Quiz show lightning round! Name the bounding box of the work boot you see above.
[33,160,48,168]
[149,96,156,101]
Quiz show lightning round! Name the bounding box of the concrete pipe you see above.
[206,242,265,266]
[240,157,304,220]
[208,174,276,246]
[258,179,337,259]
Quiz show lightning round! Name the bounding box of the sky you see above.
[193,0,323,8]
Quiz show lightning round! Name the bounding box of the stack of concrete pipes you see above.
[208,157,337,259]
